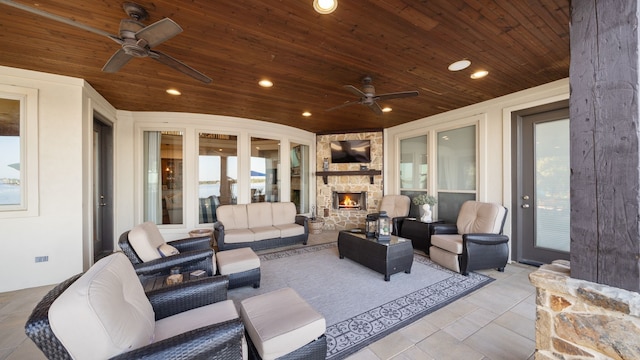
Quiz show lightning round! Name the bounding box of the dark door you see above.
[93,117,114,262]
[513,104,570,265]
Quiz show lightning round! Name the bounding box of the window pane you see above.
[436,192,476,223]
[400,135,428,190]
[198,133,238,224]
[251,137,280,202]
[0,99,21,207]
[535,119,570,252]
[437,126,476,191]
[291,143,309,213]
[144,131,183,224]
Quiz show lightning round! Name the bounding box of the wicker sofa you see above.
[214,202,309,251]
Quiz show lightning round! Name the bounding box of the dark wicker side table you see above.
[399,218,444,253]
[337,230,413,281]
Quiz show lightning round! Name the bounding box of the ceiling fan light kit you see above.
[313,0,338,14]
[326,75,418,115]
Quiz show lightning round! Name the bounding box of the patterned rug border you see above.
[258,242,495,359]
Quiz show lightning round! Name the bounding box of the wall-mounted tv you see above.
[330,140,371,163]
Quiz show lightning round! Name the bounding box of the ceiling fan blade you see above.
[150,50,212,83]
[343,85,367,98]
[102,49,132,73]
[367,102,383,115]
[326,100,359,112]
[376,91,419,101]
[0,0,121,44]
[136,18,182,48]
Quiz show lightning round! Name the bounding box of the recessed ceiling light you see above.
[258,79,273,88]
[166,88,181,95]
[448,60,471,71]
[302,111,312,117]
[313,0,338,14]
[470,70,489,79]
[382,107,392,113]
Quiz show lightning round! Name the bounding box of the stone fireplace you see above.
[315,132,383,230]
[333,191,367,210]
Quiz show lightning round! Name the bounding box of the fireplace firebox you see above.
[332,191,367,210]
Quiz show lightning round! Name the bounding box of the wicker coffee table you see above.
[337,230,414,281]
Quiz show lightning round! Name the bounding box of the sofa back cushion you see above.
[128,221,166,262]
[271,202,297,226]
[49,252,155,360]
[456,201,506,234]
[247,202,273,228]
[217,204,250,230]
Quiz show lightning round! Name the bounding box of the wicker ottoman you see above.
[216,247,261,289]
[240,288,327,360]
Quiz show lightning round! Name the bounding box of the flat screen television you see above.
[330,140,371,163]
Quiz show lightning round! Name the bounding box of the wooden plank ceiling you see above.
[0,0,570,133]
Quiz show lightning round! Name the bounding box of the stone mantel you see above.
[316,169,382,184]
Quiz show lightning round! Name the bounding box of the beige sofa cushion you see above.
[128,221,166,262]
[430,245,461,272]
[240,288,325,360]
[275,223,305,238]
[49,253,155,360]
[217,205,250,230]
[247,202,273,228]
[271,202,297,226]
[456,201,506,234]
[252,226,281,241]
[223,228,256,244]
[430,234,463,254]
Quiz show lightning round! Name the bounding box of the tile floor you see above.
[0,230,538,360]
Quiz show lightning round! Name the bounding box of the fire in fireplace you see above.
[333,191,367,210]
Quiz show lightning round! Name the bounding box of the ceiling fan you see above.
[326,76,418,115]
[0,0,211,83]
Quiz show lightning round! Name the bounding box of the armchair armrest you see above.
[431,223,458,235]
[169,235,212,252]
[147,276,229,320]
[463,233,509,245]
[392,216,409,235]
[109,318,244,360]
[213,222,226,250]
[133,249,215,278]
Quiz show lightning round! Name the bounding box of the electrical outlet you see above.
[35,256,49,263]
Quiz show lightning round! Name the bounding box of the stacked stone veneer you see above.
[529,260,640,359]
[316,132,383,230]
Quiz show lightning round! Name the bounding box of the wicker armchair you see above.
[118,221,215,282]
[25,252,245,360]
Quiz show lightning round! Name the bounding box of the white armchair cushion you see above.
[380,195,410,219]
[456,201,506,234]
[128,221,166,262]
[154,300,239,342]
[49,253,155,360]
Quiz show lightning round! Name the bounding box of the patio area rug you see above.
[227,242,494,359]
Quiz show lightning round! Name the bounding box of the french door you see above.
[93,118,114,263]
[513,104,570,265]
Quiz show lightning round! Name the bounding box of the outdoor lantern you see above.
[376,211,391,241]
[365,213,377,238]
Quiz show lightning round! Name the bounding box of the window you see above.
[251,137,280,203]
[437,125,477,222]
[399,135,429,218]
[290,143,310,213]
[198,133,238,223]
[143,131,184,224]
[0,86,38,216]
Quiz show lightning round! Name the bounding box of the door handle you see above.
[522,204,530,208]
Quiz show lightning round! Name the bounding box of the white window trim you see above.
[0,85,38,217]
